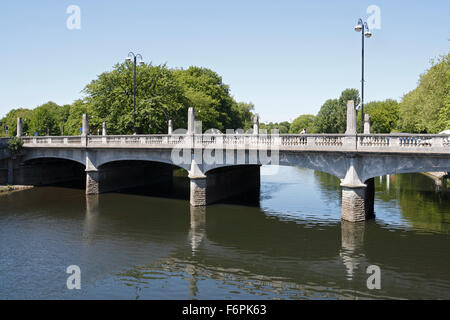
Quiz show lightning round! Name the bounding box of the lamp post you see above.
[125,52,145,134]
[354,18,372,133]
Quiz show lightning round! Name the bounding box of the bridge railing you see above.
[20,133,450,153]
[357,134,450,152]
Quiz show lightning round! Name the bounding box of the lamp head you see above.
[125,57,131,62]
[354,24,363,32]
[364,30,372,38]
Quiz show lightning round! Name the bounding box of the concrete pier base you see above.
[341,179,375,222]
[190,178,207,207]
[86,170,100,195]
[189,165,261,206]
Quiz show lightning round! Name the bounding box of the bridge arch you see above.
[201,151,347,181]
[358,154,450,182]
[93,149,191,172]
[21,150,86,167]
[14,156,86,187]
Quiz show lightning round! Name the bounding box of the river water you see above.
[0,166,448,300]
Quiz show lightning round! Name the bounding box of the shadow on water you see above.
[48,179,86,190]
[113,173,261,207]
[113,176,190,201]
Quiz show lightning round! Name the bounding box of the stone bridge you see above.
[3,102,450,222]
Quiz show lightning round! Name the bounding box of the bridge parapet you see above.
[357,134,450,153]
[20,133,450,153]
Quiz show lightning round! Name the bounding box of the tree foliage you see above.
[398,54,449,133]
[1,63,255,136]
[313,89,360,133]
[260,121,290,134]
[362,99,399,133]
[8,137,23,156]
[289,114,315,133]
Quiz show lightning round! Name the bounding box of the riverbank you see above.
[0,185,33,194]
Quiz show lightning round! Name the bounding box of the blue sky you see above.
[1,0,449,123]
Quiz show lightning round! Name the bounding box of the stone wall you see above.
[341,178,375,222]
[341,187,367,222]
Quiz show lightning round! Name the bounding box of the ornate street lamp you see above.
[354,18,372,133]
[125,52,145,134]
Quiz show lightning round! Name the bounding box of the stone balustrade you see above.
[18,133,450,154]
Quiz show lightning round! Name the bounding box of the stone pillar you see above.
[82,114,89,136]
[340,156,374,222]
[341,187,367,222]
[86,170,100,195]
[102,122,107,136]
[7,158,14,185]
[364,114,371,134]
[345,100,357,135]
[190,177,207,206]
[187,107,195,134]
[168,120,173,135]
[16,118,23,137]
[253,114,259,135]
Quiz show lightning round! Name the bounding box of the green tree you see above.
[231,102,254,131]
[84,63,188,135]
[3,63,255,136]
[313,99,341,133]
[260,121,290,133]
[174,66,245,132]
[398,54,449,133]
[28,101,69,136]
[64,99,90,135]
[289,114,315,133]
[362,99,399,133]
[0,108,33,136]
[314,89,360,133]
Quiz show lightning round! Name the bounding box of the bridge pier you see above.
[340,156,375,222]
[189,165,261,206]
[86,170,100,194]
[341,185,374,222]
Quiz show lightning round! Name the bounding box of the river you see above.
[0,166,448,299]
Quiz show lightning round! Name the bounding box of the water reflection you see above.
[0,167,448,299]
[340,221,366,281]
[189,206,206,255]
[83,195,99,245]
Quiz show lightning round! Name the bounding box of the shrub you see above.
[8,137,23,156]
